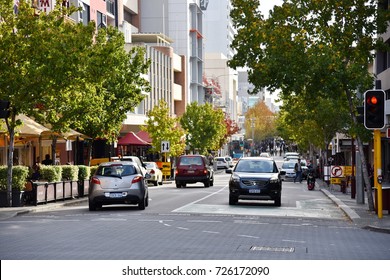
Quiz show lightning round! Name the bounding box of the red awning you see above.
[136,131,152,144]
[117,132,150,146]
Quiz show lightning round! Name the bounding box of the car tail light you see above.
[150,169,155,174]
[203,169,207,175]
[131,176,143,184]
[91,177,101,185]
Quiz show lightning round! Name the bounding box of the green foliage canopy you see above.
[180,102,226,155]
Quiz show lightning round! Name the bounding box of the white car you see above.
[144,161,163,186]
[215,157,230,169]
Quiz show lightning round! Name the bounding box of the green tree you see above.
[141,100,186,158]
[180,102,226,155]
[229,0,390,210]
[0,2,149,205]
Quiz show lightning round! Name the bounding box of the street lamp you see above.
[251,117,255,156]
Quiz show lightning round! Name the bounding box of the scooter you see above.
[307,170,315,190]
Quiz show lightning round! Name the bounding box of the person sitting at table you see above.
[41,154,53,165]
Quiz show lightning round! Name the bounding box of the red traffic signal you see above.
[364,90,386,129]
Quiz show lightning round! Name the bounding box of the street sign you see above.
[161,141,170,153]
[331,165,344,178]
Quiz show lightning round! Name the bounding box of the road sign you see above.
[331,165,344,178]
[161,141,170,153]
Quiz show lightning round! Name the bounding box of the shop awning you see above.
[136,131,152,144]
[0,114,51,137]
[118,132,150,146]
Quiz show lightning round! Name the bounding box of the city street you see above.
[1,159,390,260]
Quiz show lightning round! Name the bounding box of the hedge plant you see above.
[78,165,91,181]
[61,165,79,181]
[39,165,62,182]
[0,166,30,191]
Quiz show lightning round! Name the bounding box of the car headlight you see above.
[231,174,241,183]
[269,178,279,184]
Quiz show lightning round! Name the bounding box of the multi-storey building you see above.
[140,0,205,106]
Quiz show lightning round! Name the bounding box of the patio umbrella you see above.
[0,114,51,137]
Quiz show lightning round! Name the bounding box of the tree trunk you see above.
[51,136,58,165]
[5,114,15,207]
[345,89,374,210]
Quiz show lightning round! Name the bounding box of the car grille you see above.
[241,179,268,187]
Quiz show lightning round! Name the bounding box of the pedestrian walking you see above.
[294,158,303,183]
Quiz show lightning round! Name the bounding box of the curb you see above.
[320,188,360,221]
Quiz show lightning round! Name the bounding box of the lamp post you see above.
[251,117,255,156]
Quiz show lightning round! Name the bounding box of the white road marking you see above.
[202,231,220,234]
[238,234,259,239]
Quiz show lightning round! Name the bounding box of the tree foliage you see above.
[229,0,390,210]
[0,1,150,204]
[141,100,186,157]
[245,101,276,142]
[180,102,226,154]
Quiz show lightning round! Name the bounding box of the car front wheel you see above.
[229,194,238,205]
[274,195,281,207]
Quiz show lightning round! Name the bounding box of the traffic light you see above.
[364,90,386,129]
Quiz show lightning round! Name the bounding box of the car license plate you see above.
[109,193,123,198]
[249,189,261,193]
[187,170,195,173]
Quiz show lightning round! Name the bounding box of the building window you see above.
[97,11,107,29]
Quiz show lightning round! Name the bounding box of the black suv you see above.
[175,155,214,188]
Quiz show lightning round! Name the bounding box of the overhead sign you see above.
[161,141,170,153]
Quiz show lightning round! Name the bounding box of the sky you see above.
[259,0,284,18]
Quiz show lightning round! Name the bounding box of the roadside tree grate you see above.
[250,246,295,253]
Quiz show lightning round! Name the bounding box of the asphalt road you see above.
[1,168,390,260]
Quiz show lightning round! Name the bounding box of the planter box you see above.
[0,189,23,207]
[55,182,64,201]
[63,181,72,199]
[71,181,79,198]
[78,180,89,197]
[46,183,56,202]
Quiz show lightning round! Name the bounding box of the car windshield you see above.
[97,165,137,177]
[145,162,156,169]
[235,160,275,173]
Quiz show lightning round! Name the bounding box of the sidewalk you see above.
[317,180,390,234]
[1,180,390,233]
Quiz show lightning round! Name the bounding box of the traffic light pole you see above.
[374,129,383,219]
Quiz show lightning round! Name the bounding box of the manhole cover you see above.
[250,246,295,253]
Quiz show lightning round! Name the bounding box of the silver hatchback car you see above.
[88,161,150,211]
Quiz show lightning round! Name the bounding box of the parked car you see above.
[215,156,230,169]
[175,155,214,188]
[144,161,163,186]
[88,161,150,211]
[226,157,282,206]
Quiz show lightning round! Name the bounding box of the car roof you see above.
[239,156,274,161]
[99,161,138,167]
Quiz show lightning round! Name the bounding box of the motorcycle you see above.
[307,170,315,190]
